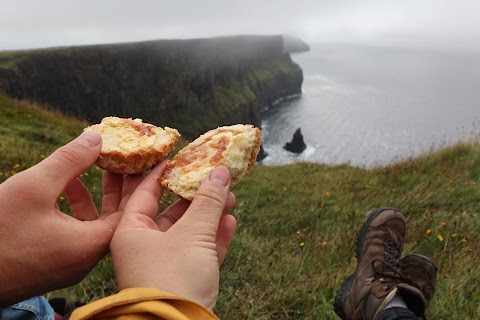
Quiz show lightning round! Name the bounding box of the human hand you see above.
[110,163,237,310]
[0,132,140,307]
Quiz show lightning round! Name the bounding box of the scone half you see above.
[84,117,180,174]
[160,124,261,201]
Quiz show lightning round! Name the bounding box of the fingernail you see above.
[77,131,102,147]
[209,166,230,186]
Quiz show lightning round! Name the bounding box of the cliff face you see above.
[0,35,304,138]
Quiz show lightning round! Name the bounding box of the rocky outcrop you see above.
[284,127,307,153]
[256,145,269,161]
[0,35,304,139]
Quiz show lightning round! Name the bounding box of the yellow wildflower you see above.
[437,234,444,242]
[426,229,432,235]
[299,242,305,247]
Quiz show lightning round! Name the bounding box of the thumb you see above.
[32,131,102,196]
[179,166,231,231]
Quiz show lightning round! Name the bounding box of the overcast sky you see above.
[1,0,479,51]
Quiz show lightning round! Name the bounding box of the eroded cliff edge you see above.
[0,35,306,138]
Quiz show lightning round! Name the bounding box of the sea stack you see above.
[283,127,307,153]
[256,144,268,161]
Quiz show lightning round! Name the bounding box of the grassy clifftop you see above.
[0,35,303,139]
[1,95,479,319]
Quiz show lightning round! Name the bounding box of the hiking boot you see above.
[398,254,438,317]
[334,208,413,320]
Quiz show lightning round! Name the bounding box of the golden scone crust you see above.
[160,124,261,201]
[84,117,180,174]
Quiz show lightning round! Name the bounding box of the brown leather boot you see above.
[398,254,438,318]
[334,208,410,320]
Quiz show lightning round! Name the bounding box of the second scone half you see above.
[160,124,261,201]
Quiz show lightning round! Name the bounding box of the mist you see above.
[1,0,479,51]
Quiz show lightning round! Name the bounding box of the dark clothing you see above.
[378,307,418,320]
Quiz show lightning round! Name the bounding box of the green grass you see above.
[1,94,479,319]
[0,95,87,170]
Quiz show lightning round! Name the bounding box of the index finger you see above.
[122,161,168,220]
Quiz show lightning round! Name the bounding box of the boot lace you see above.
[367,233,413,289]
[368,234,429,319]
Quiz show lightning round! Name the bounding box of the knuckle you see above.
[193,186,226,209]
[54,145,83,168]
[124,212,158,229]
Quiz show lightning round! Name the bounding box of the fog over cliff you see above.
[1,0,479,51]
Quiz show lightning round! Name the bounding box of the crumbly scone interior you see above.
[86,118,176,155]
[154,127,180,152]
[164,124,260,200]
[220,126,259,183]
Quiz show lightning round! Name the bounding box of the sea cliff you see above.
[0,35,306,138]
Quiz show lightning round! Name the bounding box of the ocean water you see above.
[260,43,480,168]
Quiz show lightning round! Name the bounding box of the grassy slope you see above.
[1,95,479,319]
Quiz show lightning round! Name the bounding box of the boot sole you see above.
[333,207,401,319]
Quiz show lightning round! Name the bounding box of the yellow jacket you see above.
[70,288,219,320]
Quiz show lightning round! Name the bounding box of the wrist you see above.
[0,265,24,307]
[0,262,62,308]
